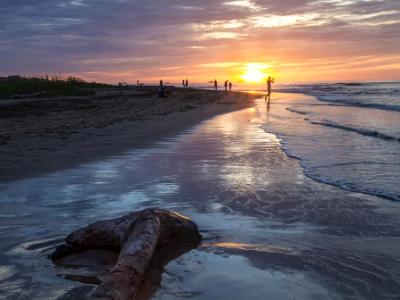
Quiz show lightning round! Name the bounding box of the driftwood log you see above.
[51,208,202,300]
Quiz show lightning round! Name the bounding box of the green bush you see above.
[0,75,111,98]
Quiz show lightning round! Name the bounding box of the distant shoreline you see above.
[0,87,257,182]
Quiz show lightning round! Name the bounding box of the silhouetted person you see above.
[224,80,228,91]
[265,76,275,101]
[214,79,218,91]
[185,79,189,88]
[137,80,140,86]
[159,80,165,97]
[182,79,185,87]
[229,81,232,91]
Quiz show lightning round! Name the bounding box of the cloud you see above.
[250,13,324,27]
[223,0,262,10]
[0,0,399,82]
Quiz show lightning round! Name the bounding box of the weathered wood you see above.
[51,208,202,300]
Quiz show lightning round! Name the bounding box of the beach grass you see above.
[0,75,111,98]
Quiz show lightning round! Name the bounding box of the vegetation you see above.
[0,75,112,98]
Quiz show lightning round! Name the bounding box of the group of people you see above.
[224,80,233,91]
[161,78,234,92]
[155,76,274,99]
[212,79,233,91]
[182,79,189,88]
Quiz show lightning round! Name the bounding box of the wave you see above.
[276,82,400,112]
[275,91,400,112]
[316,98,400,112]
[333,82,364,86]
[285,107,308,115]
[268,127,400,202]
[310,120,400,142]
[302,168,400,202]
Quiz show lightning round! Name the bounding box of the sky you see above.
[1,0,400,84]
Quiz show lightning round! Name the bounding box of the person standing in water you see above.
[229,81,232,91]
[265,76,275,101]
[224,80,228,91]
[214,79,218,91]
[185,79,189,88]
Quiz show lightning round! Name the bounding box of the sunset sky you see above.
[1,0,399,84]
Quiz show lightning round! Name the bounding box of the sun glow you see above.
[241,64,268,83]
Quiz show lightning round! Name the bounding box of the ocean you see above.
[263,82,400,201]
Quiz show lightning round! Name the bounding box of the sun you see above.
[241,64,268,83]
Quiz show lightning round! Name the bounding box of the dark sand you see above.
[0,87,254,182]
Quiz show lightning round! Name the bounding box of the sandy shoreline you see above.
[0,87,255,182]
[1,93,400,299]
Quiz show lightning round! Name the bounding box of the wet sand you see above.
[0,87,254,182]
[1,93,400,299]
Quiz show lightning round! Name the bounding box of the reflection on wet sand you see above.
[1,94,400,299]
[204,242,299,256]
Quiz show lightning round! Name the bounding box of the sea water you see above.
[264,82,400,201]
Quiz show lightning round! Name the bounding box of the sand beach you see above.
[1,89,400,299]
[0,87,254,182]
